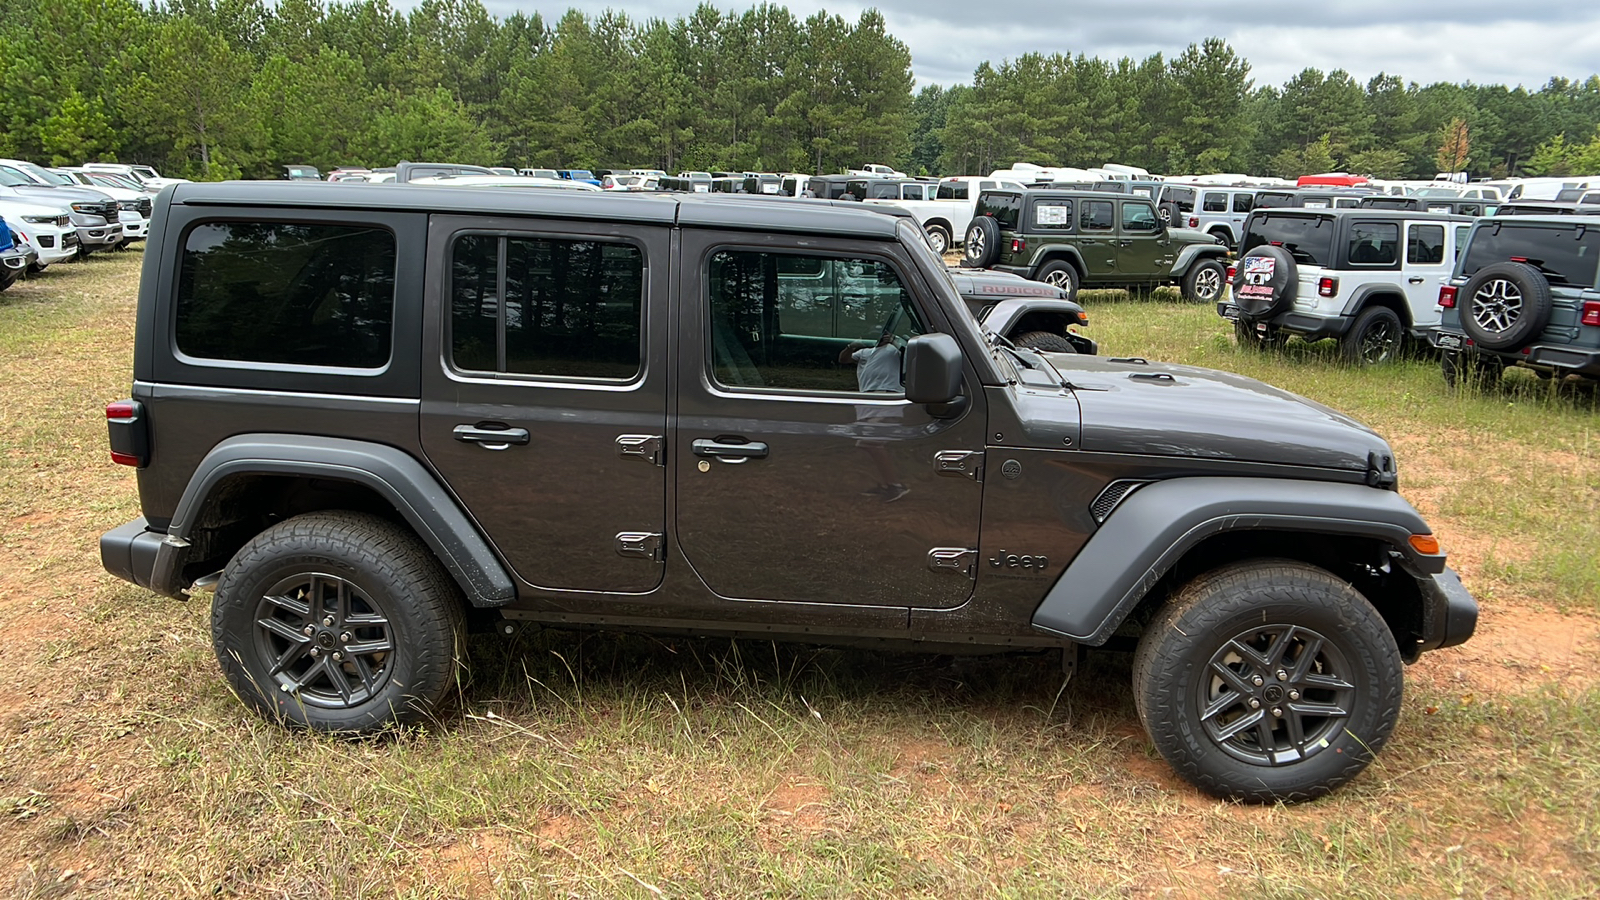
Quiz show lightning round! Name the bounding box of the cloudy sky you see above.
[473,0,1600,90]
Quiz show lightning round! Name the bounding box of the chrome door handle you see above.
[692,438,769,462]
[453,424,530,448]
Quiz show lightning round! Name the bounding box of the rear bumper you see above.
[1431,329,1600,377]
[1218,301,1355,342]
[101,517,183,598]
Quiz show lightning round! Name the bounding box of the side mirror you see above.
[903,333,965,413]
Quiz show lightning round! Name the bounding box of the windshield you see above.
[1461,222,1600,286]
[897,218,984,342]
[20,163,71,185]
[1242,213,1336,266]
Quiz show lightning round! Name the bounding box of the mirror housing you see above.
[903,333,965,413]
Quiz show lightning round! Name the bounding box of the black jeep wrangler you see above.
[102,182,1476,802]
[961,188,1229,304]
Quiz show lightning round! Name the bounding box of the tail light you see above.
[1318,276,1339,298]
[1438,286,1458,308]
[1226,265,1237,280]
[106,400,149,467]
[1583,301,1600,327]
[1187,216,1198,228]
[1011,238,1025,253]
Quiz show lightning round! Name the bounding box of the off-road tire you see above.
[1181,259,1227,304]
[964,217,1001,267]
[1341,306,1404,366]
[1457,262,1553,351]
[212,511,465,733]
[1132,559,1403,803]
[1208,228,1236,252]
[924,223,952,256]
[1013,330,1076,353]
[1034,260,1080,300]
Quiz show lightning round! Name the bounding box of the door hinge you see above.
[927,547,978,578]
[615,532,665,562]
[616,434,665,466]
[933,449,984,482]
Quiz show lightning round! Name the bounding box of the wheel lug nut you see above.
[1271,707,1283,718]
[1289,690,1301,701]
[1276,670,1288,681]
[302,625,315,636]
[333,651,344,661]
[1249,698,1261,709]
[322,616,335,627]
[340,632,352,644]
[309,647,321,657]
[1252,675,1264,686]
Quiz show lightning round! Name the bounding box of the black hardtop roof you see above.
[166,180,905,240]
[1476,213,1600,226]
[981,186,1157,200]
[1248,206,1472,222]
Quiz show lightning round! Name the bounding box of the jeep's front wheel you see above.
[1132,560,1403,803]
[211,511,465,733]
[1181,260,1226,304]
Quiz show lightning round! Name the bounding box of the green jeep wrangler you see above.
[963,188,1230,303]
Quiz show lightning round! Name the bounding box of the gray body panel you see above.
[1032,476,1440,643]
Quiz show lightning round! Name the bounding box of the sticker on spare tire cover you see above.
[1238,256,1276,298]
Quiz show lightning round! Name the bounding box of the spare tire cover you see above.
[1231,245,1298,319]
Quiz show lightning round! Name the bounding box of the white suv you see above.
[1221,208,1474,364]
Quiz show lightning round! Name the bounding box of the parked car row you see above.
[0,158,178,288]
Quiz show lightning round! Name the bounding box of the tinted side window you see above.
[450,234,643,380]
[707,249,925,393]
[1032,199,1073,230]
[1348,222,1399,266]
[1202,192,1227,212]
[1408,224,1445,264]
[1081,201,1114,231]
[976,192,1021,229]
[176,222,395,368]
[937,182,968,200]
[1121,202,1159,233]
[1232,193,1254,213]
[1461,223,1600,286]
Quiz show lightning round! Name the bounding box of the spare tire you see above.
[1457,262,1553,351]
[1013,330,1076,353]
[1231,245,1297,319]
[964,216,1002,268]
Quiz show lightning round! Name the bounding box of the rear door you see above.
[1402,220,1452,329]
[1076,199,1119,279]
[672,230,987,609]
[420,215,671,595]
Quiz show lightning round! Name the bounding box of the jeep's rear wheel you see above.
[1133,560,1403,803]
[1182,260,1226,304]
[1035,260,1079,300]
[1341,306,1404,365]
[212,511,464,733]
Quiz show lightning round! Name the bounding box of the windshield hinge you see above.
[934,449,984,482]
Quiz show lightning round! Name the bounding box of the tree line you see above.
[2,0,1598,181]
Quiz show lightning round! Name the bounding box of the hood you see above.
[949,267,1072,302]
[1168,226,1222,246]
[1052,355,1392,475]
[0,197,72,218]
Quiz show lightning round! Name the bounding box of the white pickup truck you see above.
[844,177,976,254]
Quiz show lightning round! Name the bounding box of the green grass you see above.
[1,254,1597,897]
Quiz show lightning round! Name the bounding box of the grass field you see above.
[1,253,1597,898]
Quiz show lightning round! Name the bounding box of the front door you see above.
[673,231,987,608]
[1116,199,1171,282]
[420,215,670,595]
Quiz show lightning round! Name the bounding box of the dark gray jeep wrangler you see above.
[102,182,1476,802]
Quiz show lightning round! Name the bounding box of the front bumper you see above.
[76,223,124,249]
[117,213,149,240]
[28,230,79,265]
[1412,567,1478,658]
[1431,329,1600,377]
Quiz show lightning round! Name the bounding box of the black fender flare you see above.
[155,434,516,607]
[1170,245,1227,278]
[1028,247,1085,279]
[1030,477,1444,644]
[1339,286,1411,325]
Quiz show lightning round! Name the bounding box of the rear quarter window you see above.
[976,192,1021,229]
[175,221,396,368]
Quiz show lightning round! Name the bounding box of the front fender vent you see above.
[1090,480,1148,524]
